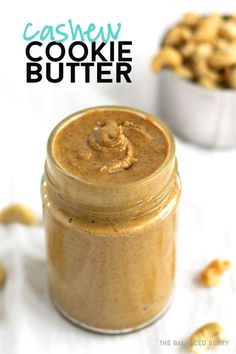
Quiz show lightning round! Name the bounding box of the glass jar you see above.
[41,106,181,334]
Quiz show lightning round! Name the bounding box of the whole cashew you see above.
[194,43,213,59]
[220,21,236,40]
[164,26,192,47]
[0,204,37,225]
[198,77,219,89]
[180,41,196,58]
[209,47,236,68]
[192,58,220,82]
[195,14,221,43]
[200,259,231,286]
[189,322,225,353]
[151,47,182,73]
[174,66,193,79]
[182,12,200,27]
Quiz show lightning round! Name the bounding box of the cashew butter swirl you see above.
[87,120,138,173]
[52,109,169,184]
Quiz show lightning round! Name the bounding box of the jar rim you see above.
[47,105,176,189]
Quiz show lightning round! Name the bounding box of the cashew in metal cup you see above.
[151,12,236,89]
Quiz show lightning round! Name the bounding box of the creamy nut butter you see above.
[41,106,181,333]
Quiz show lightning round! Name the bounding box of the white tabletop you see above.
[0,0,236,353]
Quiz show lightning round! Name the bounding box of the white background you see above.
[0,0,236,353]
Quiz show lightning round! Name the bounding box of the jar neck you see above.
[44,153,177,220]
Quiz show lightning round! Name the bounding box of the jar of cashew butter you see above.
[41,106,181,333]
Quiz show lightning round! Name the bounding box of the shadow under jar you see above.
[41,106,181,333]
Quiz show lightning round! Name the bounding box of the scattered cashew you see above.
[189,322,225,353]
[200,259,231,286]
[0,204,37,226]
[151,47,182,73]
[0,262,6,288]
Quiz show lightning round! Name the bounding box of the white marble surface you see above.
[0,0,236,353]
